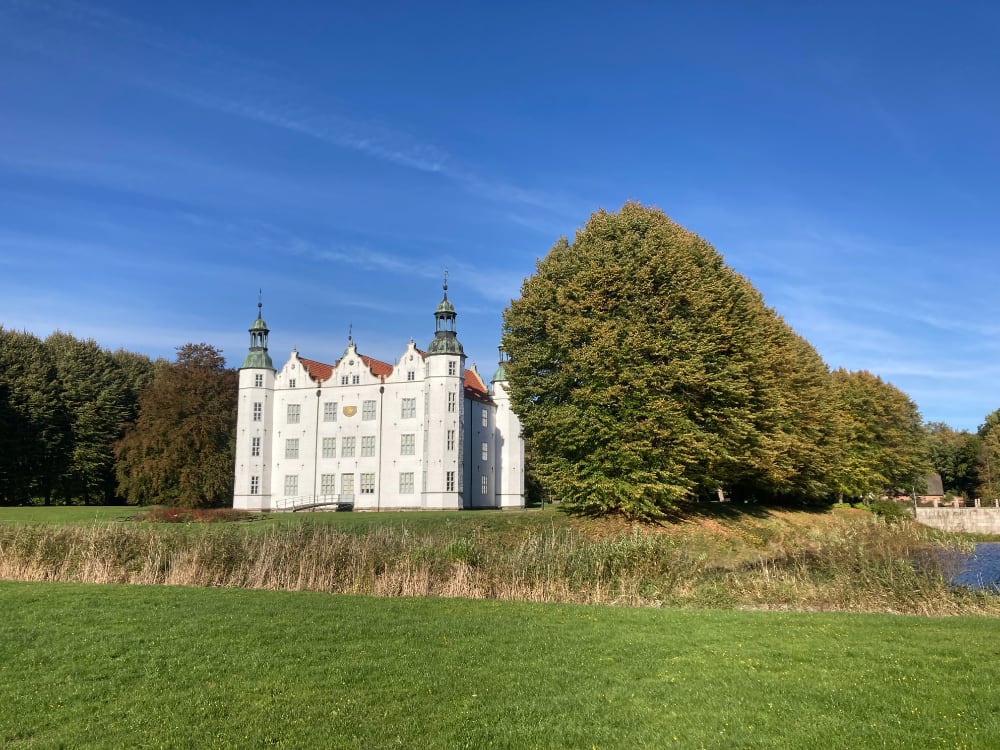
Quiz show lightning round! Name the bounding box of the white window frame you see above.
[284,475,298,497]
[341,473,355,496]
[250,476,260,495]
[360,473,375,494]
[362,400,376,421]
[253,402,262,422]
[446,471,455,492]
[447,392,456,413]
[400,433,415,456]
[399,472,414,494]
[341,436,356,457]
[361,436,376,457]
[401,398,416,419]
[251,436,260,457]
[323,402,338,422]
[287,403,300,424]
[320,473,336,495]
[285,438,299,459]
[322,437,336,459]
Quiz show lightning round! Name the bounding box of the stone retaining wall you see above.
[915,507,1000,534]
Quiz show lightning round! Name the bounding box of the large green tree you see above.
[0,328,70,504]
[975,409,1000,501]
[829,369,930,500]
[115,343,237,507]
[925,422,980,498]
[502,202,840,518]
[45,332,153,504]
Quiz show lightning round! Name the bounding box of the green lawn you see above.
[0,505,138,524]
[1,581,997,748]
[0,503,564,535]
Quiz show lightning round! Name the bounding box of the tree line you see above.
[502,202,993,518]
[0,329,235,507]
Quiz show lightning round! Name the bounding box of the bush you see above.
[869,499,912,523]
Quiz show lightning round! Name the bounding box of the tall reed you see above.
[0,516,992,615]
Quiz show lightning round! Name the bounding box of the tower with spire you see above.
[422,271,466,509]
[234,297,277,511]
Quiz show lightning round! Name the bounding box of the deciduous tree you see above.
[115,343,237,507]
[502,202,841,518]
[829,369,930,500]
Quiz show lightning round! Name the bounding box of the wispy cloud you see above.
[2,0,581,223]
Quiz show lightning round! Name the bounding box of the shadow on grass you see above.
[557,497,838,527]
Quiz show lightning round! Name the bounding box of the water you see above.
[952,543,1000,591]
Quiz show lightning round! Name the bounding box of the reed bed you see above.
[0,512,993,615]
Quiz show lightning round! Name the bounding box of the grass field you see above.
[1,580,997,749]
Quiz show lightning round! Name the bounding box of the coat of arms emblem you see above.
[343,405,358,417]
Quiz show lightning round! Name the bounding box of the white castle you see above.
[233,281,524,511]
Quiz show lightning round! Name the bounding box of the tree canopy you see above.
[115,343,237,508]
[502,203,931,518]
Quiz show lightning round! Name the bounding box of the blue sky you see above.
[1,1,998,431]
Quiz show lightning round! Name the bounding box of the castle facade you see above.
[232,282,524,511]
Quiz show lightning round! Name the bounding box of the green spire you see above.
[427,271,465,356]
[241,295,274,370]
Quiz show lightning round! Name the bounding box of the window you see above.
[448,360,457,376]
[289,379,296,388]
[341,375,349,385]
[250,476,260,495]
[446,471,455,492]
[401,398,416,419]
[320,474,336,495]
[341,436,356,457]
[399,472,414,494]
[400,433,415,456]
[285,438,299,459]
[323,402,337,422]
[287,403,300,424]
[447,429,455,451]
[361,436,376,457]
[481,475,488,494]
[362,400,376,420]
[322,437,336,458]
[481,409,488,428]
[481,441,488,461]
[352,375,360,385]
[360,473,375,494]
[254,373,263,388]
[447,392,456,413]
[251,436,260,457]
[284,475,298,497]
[253,402,262,421]
[341,473,355,496]
[407,370,415,381]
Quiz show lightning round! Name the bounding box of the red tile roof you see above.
[298,357,332,381]
[299,352,394,382]
[465,368,492,403]
[299,351,492,403]
[360,354,394,378]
